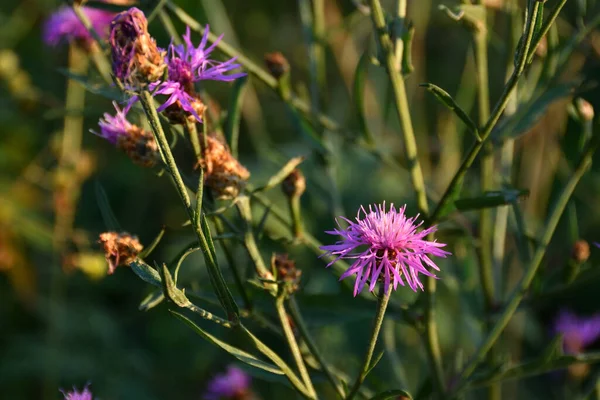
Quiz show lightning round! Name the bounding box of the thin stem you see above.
[235,196,270,278]
[276,297,317,399]
[423,270,445,396]
[289,297,346,398]
[185,119,202,161]
[368,0,428,216]
[346,286,392,400]
[393,0,407,71]
[454,131,600,392]
[288,195,304,238]
[526,0,569,64]
[431,1,542,224]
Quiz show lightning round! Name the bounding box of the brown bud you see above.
[162,96,207,125]
[116,125,161,167]
[264,52,290,79]
[282,169,306,198]
[98,232,143,274]
[571,240,590,264]
[199,136,250,199]
[576,98,595,122]
[272,253,302,294]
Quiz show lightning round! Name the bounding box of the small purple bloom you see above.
[204,366,251,400]
[43,6,116,47]
[92,101,133,145]
[320,202,450,296]
[554,309,600,353]
[61,384,93,400]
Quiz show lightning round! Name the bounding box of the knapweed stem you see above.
[346,286,392,400]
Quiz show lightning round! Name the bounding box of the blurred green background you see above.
[2,0,600,399]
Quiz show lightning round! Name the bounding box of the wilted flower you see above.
[98,231,143,274]
[571,240,590,264]
[199,136,250,199]
[320,203,450,296]
[138,26,244,123]
[272,253,302,294]
[109,7,166,86]
[43,6,116,47]
[264,52,290,79]
[204,366,252,400]
[92,102,160,167]
[61,384,93,400]
[554,309,600,354]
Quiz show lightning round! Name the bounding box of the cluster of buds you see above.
[109,7,166,87]
[272,253,302,295]
[98,231,143,275]
[199,136,250,199]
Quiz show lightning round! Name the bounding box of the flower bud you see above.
[571,240,590,264]
[199,136,250,199]
[281,168,306,199]
[576,98,595,122]
[264,52,289,79]
[272,253,302,294]
[98,231,143,274]
[109,7,166,87]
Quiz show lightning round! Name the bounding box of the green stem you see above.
[185,119,202,161]
[393,0,407,71]
[454,130,600,393]
[431,1,542,224]
[346,286,392,400]
[423,272,446,396]
[526,0,569,64]
[288,195,304,238]
[235,196,270,278]
[276,297,317,399]
[289,297,346,398]
[368,0,428,216]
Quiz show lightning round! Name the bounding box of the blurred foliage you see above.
[2,0,600,399]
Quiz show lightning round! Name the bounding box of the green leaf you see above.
[252,156,305,193]
[172,242,201,283]
[438,4,485,28]
[139,290,165,311]
[364,350,385,378]
[158,263,192,308]
[224,75,248,158]
[138,226,166,259]
[369,389,413,400]
[130,260,162,287]
[420,83,480,141]
[171,311,284,375]
[95,181,121,231]
[287,103,328,154]
[353,52,376,146]
[454,189,530,212]
[493,82,579,144]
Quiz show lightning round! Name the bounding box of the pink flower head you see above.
[61,384,93,400]
[554,309,600,353]
[204,366,251,400]
[320,202,450,296]
[43,6,116,47]
[92,101,133,145]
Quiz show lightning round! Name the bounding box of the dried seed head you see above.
[264,52,289,79]
[116,125,161,167]
[576,98,595,122]
[162,96,207,125]
[98,231,143,274]
[281,168,306,198]
[571,240,590,264]
[199,136,250,199]
[109,7,166,87]
[272,253,302,294]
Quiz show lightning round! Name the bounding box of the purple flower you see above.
[204,366,251,400]
[61,384,93,400]
[93,102,133,145]
[554,309,600,353]
[320,202,450,296]
[43,6,116,47]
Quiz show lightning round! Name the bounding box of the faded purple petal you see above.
[554,309,600,353]
[43,6,116,46]
[61,384,93,400]
[204,366,251,400]
[320,202,451,296]
[92,101,133,145]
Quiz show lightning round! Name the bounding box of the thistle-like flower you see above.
[43,6,116,48]
[204,366,252,400]
[142,26,245,123]
[98,231,143,275]
[61,384,93,400]
[109,7,166,86]
[320,203,450,296]
[554,309,600,354]
[199,136,250,199]
[93,102,160,167]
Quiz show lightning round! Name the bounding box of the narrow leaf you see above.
[224,75,248,158]
[130,260,161,287]
[353,52,376,146]
[57,68,123,100]
[171,311,284,375]
[454,189,530,212]
[139,290,165,311]
[420,83,480,141]
[369,389,413,400]
[364,350,385,378]
[252,156,305,193]
[158,263,191,307]
[95,181,121,231]
[138,226,166,259]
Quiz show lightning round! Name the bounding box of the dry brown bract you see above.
[98,232,143,275]
[199,136,250,199]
